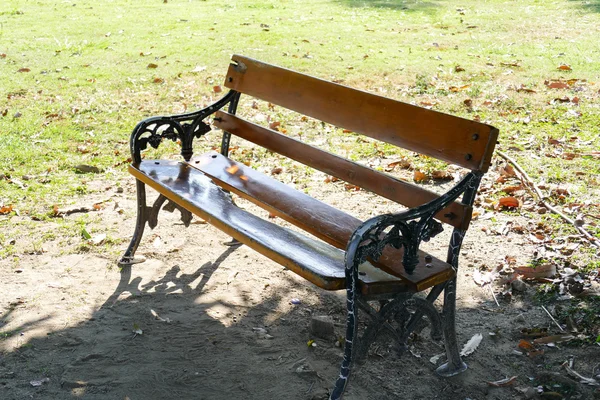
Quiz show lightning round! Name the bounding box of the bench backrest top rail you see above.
[224,54,499,172]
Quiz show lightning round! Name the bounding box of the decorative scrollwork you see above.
[129,90,238,163]
[355,295,443,363]
[354,215,444,275]
[350,171,481,275]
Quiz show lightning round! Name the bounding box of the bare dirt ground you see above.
[1,164,599,400]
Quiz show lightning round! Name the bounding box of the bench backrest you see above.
[213,55,499,230]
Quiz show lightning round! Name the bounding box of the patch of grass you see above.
[0,0,599,262]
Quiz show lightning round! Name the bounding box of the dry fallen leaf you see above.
[269,121,281,130]
[449,84,471,92]
[518,339,535,351]
[544,80,569,89]
[147,63,158,69]
[413,170,428,183]
[501,185,523,194]
[0,204,14,215]
[270,167,283,175]
[385,159,411,171]
[225,165,239,174]
[486,376,518,387]
[533,334,575,345]
[17,67,31,73]
[431,170,453,181]
[499,196,520,208]
[213,85,222,93]
[344,184,361,192]
[557,64,572,71]
[514,264,556,280]
[460,333,483,356]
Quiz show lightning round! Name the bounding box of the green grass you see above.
[1,0,599,257]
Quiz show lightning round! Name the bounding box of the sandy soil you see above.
[1,169,599,400]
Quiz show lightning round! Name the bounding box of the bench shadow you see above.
[1,245,595,399]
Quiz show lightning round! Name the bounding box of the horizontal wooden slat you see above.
[130,160,419,294]
[224,54,499,172]
[187,152,455,291]
[213,111,471,230]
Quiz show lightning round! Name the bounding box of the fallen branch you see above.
[496,150,600,249]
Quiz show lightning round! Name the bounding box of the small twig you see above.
[489,285,500,307]
[542,305,565,332]
[496,150,600,248]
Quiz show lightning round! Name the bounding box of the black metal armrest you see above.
[129,90,238,163]
[344,171,482,278]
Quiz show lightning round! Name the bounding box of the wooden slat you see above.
[214,111,471,230]
[187,152,455,291]
[130,160,415,294]
[131,160,345,290]
[224,54,499,172]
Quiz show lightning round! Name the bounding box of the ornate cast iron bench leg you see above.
[118,184,193,268]
[330,172,481,399]
[118,180,149,267]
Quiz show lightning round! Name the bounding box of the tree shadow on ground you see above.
[334,0,440,11]
[569,0,600,12]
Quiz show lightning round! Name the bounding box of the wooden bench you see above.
[119,55,499,399]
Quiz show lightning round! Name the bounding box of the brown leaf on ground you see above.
[499,164,516,177]
[269,121,281,130]
[153,78,164,84]
[344,184,361,191]
[431,170,453,181]
[213,85,222,93]
[270,167,283,175]
[385,159,411,171]
[17,68,31,73]
[518,339,535,350]
[561,153,577,160]
[499,196,520,208]
[516,85,536,93]
[449,84,471,92]
[514,264,556,280]
[501,185,524,194]
[413,170,428,182]
[557,64,572,71]
[544,80,569,89]
[0,204,13,215]
[147,63,158,69]
[486,376,518,387]
[533,334,575,345]
[419,100,438,107]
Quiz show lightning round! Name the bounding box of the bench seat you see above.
[131,155,454,294]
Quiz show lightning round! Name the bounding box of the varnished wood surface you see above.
[187,153,455,291]
[130,160,425,293]
[213,111,471,230]
[224,55,499,172]
[130,160,345,290]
